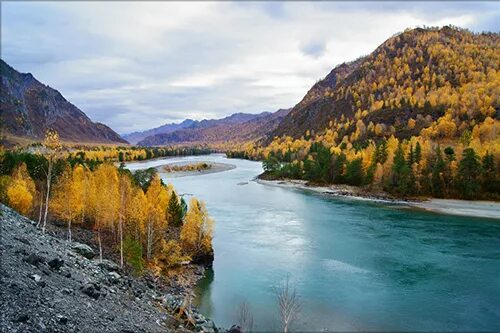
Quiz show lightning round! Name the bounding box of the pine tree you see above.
[345,158,364,186]
[431,146,445,198]
[481,152,498,194]
[457,148,481,199]
[391,143,411,195]
[167,191,183,227]
[180,196,188,219]
[414,142,422,163]
[443,147,455,196]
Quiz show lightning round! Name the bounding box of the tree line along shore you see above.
[1,130,215,277]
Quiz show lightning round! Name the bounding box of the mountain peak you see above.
[0,59,127,145]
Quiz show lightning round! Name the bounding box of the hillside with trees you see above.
[229,26,499,200]
[0,131,215,275]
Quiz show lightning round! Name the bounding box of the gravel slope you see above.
[0,204,218,333]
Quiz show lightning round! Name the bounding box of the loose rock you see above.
[71,242,95,259]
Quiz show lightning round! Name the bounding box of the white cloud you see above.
[1,1,498,134]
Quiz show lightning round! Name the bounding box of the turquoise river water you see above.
[125,154,500,331]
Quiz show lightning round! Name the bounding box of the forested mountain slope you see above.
[0,60,127,145]
[271,26,499,143]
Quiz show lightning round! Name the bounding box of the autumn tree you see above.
[6,163,36,215]
[127,188,147,243]
[180,198,214,260]
[118,174,133,268]
[91,164,119,262]
[145,175,169,260]
[51,165,84,242]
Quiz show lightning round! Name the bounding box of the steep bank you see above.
[0,204,218,333]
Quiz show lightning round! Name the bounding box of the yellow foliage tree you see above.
[90,164,119,262]
[7,163,35,215]
[180,198,214,259]
[145,175,169,260]
[51,166,85,242]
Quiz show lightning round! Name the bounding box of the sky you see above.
[2,1,499,134]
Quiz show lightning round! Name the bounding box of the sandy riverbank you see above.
[407,199,500,219]
[157,161,236,178]
[256,179,500,220]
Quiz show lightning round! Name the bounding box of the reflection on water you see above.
[194,268,215,318]
[125,154,500,331]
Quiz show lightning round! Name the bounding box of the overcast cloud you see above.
[2,1,499,134]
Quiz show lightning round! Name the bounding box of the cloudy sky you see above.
[2,2,499,134]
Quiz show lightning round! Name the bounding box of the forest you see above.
[0,131,215,275]
[227,27,499,200]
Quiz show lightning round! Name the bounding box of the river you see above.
[125,154,500,331]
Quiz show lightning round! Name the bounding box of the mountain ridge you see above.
[0,59,128,145]
[123,119,197,145]
[137,109,290,148]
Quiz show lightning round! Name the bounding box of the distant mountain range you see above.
[123,119,197,145]
[135,109,290,147]
[0,59,127,145]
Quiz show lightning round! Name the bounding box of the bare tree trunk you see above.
[68,219,72,242]
[98,230,103,263]
[146,220,152,260]
[81,174,87,225]
[119,217,123,268]
[235,301,254,333]
[275,275,302,333]
[37,190,44,228]
[42,160,52,233]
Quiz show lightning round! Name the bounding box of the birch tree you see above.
[41,129,61,233]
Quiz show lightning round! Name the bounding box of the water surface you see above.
[126,154,500,331]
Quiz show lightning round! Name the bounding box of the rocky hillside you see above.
[0,60,128,145]
[0,204,217,333]
[138,109,290,147]
[270,26,499,143]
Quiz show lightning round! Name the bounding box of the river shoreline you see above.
[256,178,500,220]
